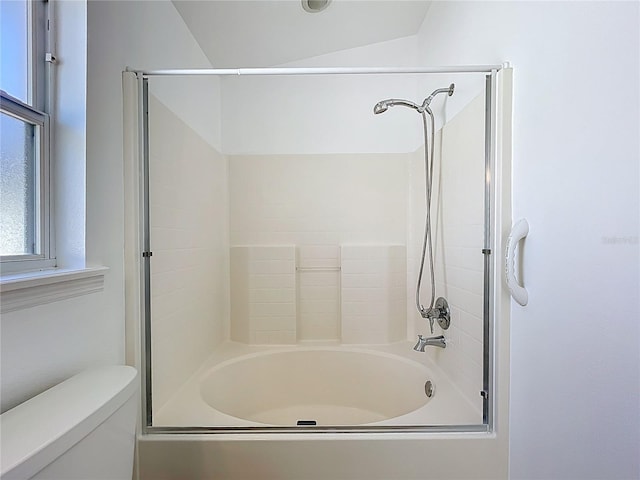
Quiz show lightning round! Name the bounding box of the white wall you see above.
[418,2,640,478]
[53,0,87,268]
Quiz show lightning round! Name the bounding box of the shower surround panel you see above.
[341,245,406,344]
[228,153,408,247]
[230,246,297,344]
[148,94,229,409]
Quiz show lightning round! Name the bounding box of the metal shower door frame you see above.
[134,65,504,435]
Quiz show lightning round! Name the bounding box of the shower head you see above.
[373,101,389,114]
[373,84,455,115]
[373,98,421,115]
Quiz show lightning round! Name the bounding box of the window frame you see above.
[1,0,55,274]
[1,92,53,271]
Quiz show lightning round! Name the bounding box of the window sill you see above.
[0,266,109,313]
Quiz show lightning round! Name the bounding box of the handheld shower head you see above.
[373,101,389,114]
[373,98,421,115]
[373,85,454,115]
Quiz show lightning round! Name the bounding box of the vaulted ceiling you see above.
[172,1,432,67]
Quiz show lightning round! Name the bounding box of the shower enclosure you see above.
[127,65,510,435]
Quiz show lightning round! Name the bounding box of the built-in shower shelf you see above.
[230,245,406,345]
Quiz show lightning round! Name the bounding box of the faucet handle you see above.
[423,297,451,332]
[420,305,436,333]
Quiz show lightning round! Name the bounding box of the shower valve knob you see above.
[423,297,451,331]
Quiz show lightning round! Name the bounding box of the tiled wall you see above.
[230,246,297,344]
[341,245,406,344]
[228,153,409,246]
[148,95,229,410]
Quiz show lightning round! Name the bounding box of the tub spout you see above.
[413,334,446,352]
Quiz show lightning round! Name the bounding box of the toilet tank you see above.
[1,366,138,480]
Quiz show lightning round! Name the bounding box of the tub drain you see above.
[296,420,317,426]
[424,380,435,398]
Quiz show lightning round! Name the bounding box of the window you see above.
[1,0,54,274]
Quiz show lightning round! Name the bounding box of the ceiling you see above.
[172,0,432,67]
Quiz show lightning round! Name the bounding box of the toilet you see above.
[1,366,138,479]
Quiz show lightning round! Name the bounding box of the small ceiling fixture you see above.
[302,0,332,13]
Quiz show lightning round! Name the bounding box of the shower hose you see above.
[416,108,437,323]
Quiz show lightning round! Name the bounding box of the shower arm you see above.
[420,84,455,111]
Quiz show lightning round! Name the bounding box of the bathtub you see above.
[200,348,432,426]
[140,341,501,480]
[153,341,480,428]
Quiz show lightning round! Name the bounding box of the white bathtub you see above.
[200,348,432,426]
[142,342,497,480]
[154,342,480,428]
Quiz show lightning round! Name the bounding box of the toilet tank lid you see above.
[0,365,138,479]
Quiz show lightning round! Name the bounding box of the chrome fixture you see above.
[424,380,435,398]
[302,0,331,13]
[373,98,420,115]
[374,85,455,334]
[423,296,451,333]
[373,84,454,116]
[413,335,446,352]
